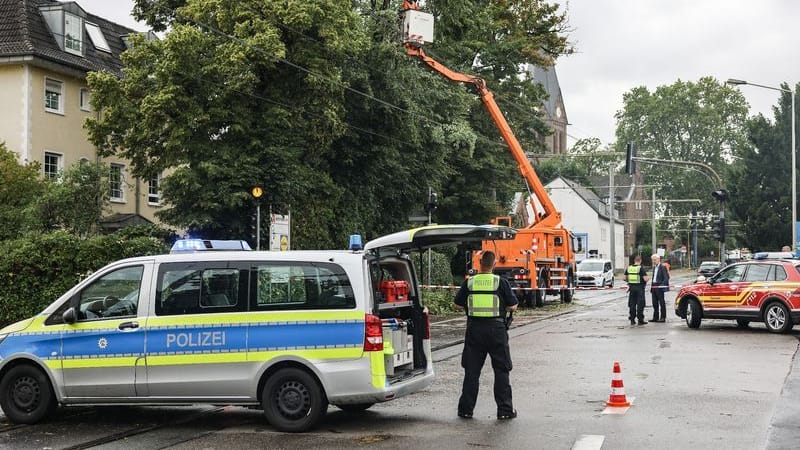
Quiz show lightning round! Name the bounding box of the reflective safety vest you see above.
[467,273,501,317]
[626,265,641,284]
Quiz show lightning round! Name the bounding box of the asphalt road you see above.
[2,272,799,449]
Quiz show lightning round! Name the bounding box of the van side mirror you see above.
[63,307,77,324]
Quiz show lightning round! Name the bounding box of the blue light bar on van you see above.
[170,239,252,253]
[349,234,363,251]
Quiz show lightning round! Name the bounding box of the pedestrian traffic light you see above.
[625,143,636,175]
[712,218,726,242]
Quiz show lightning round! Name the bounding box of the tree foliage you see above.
[0,142,44,239]
[614,78,749,220]
[88,0,572,248]
[727,82,800,251]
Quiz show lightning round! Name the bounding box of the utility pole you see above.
[651,189,657,255]
[608,164,616,270]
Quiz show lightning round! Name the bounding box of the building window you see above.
[85,22,111,53]
[44,152,63,180]
[148,174,161,205]
[45,78,63,113]
[601,226,608,242]
[64,12,82,55]
[80,88,91,111]
[109,164,125,202]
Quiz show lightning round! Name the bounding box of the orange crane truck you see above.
[402,2,579,307]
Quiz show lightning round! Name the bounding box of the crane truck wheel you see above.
[534,272,546,307]
[561,270,575,303]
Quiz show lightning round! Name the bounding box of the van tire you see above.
[336,402,374,413]
[262,368,327,432]
[0,364,56,424]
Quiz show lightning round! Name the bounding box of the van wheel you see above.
[764,302,793,333]
[0,364,56,424]
[685,299,702,329]
[336,403,374,413]
[262,368,327,432]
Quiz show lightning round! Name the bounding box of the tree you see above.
[88,0,572,247]
[727,82,800,250]
[614,78,749,219]
[0,142,44,240]
[30,162,110,238]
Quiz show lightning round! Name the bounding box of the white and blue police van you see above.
[0,225,514,431]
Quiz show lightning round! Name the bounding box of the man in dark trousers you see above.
[454,250,518,420]
[626,255,648,325]
[650,254,670,322]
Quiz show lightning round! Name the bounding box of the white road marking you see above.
[571,434,605,450]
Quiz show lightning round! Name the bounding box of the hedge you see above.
[0,231,168,327]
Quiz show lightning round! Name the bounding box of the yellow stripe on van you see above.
[145,310,364,327]
[147,352,249,366]
[62,357,140,369]
[369,351,386,388]
[143,347,364,367]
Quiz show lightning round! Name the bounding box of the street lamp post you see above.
[727,78,796,250]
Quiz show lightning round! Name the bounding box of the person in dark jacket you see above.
[453,251,518,420]
[650,254,670,322]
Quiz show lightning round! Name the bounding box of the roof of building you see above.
[526,63,566,122]
[547,176,622,224]
[587,174,638,204]
[0,0,138,76]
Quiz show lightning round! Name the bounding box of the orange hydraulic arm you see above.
[405,45,561,228]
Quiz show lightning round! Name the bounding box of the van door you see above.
[144,262,250,397]
[60,263,151,398]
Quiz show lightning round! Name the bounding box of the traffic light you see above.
[425,191,438,213]
[625,143,636,175]
[711,189,728,202]
[712,218,726,242]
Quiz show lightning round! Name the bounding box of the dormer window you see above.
[85,22,110,53]
[64,12,82,55]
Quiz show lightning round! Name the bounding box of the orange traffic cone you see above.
[605,361,631,407]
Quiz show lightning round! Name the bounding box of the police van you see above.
[0,225,514,432]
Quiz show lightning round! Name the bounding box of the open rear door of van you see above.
[364,224,516,253]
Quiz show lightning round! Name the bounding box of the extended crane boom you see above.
[405,46,561,228]
[402,3,578,307]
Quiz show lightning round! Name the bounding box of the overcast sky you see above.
[80,0,800,147]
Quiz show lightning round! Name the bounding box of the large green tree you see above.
[88,0,571,247]
[614,78,749,220]
[727,82,800,250]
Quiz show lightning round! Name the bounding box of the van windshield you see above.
[578,261,604,271]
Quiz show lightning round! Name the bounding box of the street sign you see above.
[270,213,290,251]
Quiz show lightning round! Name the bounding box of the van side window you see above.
[48,266,144,324]
[252,262,355,310]
[156,264,244,315]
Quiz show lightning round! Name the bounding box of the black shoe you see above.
[458,412,473,419]
[651,317,659,322]
[630,319,635,325]
[657,319,666,322]
[498,410,517,420]
[638,320,648,325]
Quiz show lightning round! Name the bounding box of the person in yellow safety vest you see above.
[453,250,519,420]
[626,255,649,325]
